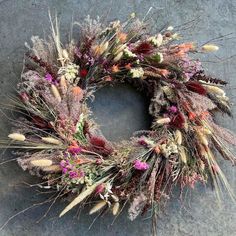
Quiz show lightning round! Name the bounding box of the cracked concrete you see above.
[1,0,236,235]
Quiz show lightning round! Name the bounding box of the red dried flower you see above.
[80,69,88,78]
[185,81,207,95]
[170,112,186,129]
[133,41,154,54]
[90,136,106,147]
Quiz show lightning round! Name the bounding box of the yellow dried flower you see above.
[41,137,62,145]
[202,44,219,52]
[112,202,120,216]
[8,133,26,141]
[31,159,53,167]
[156,117,171,125]
[203,85,225,97]
[89,200,107,215]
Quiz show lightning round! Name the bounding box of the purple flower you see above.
[168,105,178,113]
[133,160,149,171]
[68,146,82,155]
[45,73,53,82]
[69,171,79,179]
[62,168,68,174]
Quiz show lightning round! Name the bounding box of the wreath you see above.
[1,13,236,235]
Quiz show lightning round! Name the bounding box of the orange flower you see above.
[199,111,209,119]
[111,65,120,73]
[117,32,127,43]
[72,86,83,96]
[125,63,132,70]
[72,86,83,101]
[188,112,196,120]
[157,69,169,77]
[178,43,195,52]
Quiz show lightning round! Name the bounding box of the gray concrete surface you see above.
[1,0,236,235]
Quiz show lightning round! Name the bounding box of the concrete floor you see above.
[1,0,236,235]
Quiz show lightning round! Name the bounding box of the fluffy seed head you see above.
[8,133,26,142]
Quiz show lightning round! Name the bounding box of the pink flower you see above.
[168,105,178,113]
[45,73,53,82]
[133,160,149,171]
[95,184,105,194]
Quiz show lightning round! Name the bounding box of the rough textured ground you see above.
[1,0,236,235]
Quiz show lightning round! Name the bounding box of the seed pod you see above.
[89,200,107,215]
[203,85,225,97]
[51,84,61,102]
[202,44,219,52]
[174,130,182,145]
[31,159,53,167]
[60,75,67,94]
[179,147,187,164]
[112,202,120,216]
[41,137,62,145]
[8,133,25,141]
[113,51,123,62]
[42,165,61,172]
[156,117,171,125]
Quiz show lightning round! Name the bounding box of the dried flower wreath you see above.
[1,12,236,235]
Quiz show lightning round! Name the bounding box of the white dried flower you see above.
[130,67,144,78]
[89,200,107,215]
[8,133,26,141]
[112,202,120,216]
[156,117,171,125]
[130,12,136,18]
[123,48,137,58]
[59,63,79,82]
[167,26,174,31]
[202,44,219,52]
[148,33,163,47]
[41,137,62,145]
[31,159,53,167]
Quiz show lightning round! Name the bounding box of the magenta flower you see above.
[168,105,178,113]
[45,73,53,82]
[62,168,68,174]
[133,160,149,171]
[68,146,82,155]
[69,171,79,178]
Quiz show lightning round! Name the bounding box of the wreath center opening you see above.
[89,83,152,141]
